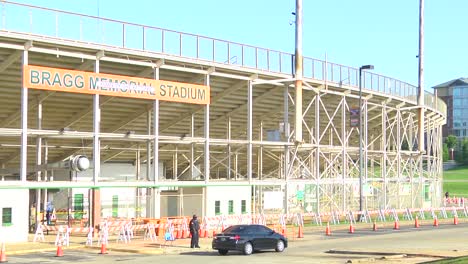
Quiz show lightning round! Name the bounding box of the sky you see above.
[10,0,468,90]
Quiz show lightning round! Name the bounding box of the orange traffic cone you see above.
[348,223,355,234]
[280,226,287,238]
[325,222,331,236]
[454,216,459,225]
[372,221,377,231]
[99,243,108,254]
[433,218,439,227]
[393,220,399,230]
[176,228,181,239]
[56,243,64,257]
[414,216,420,228]
[212,230,216,238]
[203,229,208,238]
[297,225,304,238]
[0,243,7,263]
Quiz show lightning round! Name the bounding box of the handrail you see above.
[0,1,446,116]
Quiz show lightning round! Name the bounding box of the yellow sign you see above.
[23,65,210,105]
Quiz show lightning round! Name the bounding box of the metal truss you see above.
[0,36,445,218]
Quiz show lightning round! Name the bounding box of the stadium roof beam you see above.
[195,85,284,133]
[0,50,107,128]
[101,76,280,162]
[0,57,158,165]
[98,73,258,161]
[160,76,255,132]
[0,50,21,73]
[58,62,160,129]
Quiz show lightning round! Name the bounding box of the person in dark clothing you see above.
[445,191,449,199]
[189,214,200,248]
[46,201,54,225]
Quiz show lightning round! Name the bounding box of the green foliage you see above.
[445,134,458,149]
[442,143,449,162]
[455,139,468,164]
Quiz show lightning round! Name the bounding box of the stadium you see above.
[0,2,445,241]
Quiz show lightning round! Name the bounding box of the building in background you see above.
[433,78,468,140]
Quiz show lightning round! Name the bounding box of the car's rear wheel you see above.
[218,249,228,255]
[243,242,253,255]
[275,240,285,252]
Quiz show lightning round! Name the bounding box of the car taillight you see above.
[233,235,240,241]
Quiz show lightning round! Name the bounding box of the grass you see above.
[425,256,468,263]
[443,165,468,197]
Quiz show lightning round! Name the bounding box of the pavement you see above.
[3,227,313,255]
[2,217,467,259]
[4,233,209,256]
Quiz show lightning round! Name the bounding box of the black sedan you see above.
[212,224,288,255]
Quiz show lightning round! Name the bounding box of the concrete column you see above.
[152,66,160,218]
[247,80,253,183]
[20,48,29,181]
[91,55,101,231]
[204,74,210,184]
[91,189,101,233]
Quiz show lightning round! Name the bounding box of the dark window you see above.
[223,225,248,233]
[253,225,271,234]
[424,185,430,201]
[228,200,234,214]
[74,193,84,219]
[241,200,246,214]
[2,208,12,226]
[112,195,118,218]
[215,201,221,215]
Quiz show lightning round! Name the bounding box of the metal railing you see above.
[0,1,446,115]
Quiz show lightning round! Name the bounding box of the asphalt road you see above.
[7,223,468,264]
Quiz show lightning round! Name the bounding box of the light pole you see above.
[359,64,374,216]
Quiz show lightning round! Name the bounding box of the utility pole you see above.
[418,0,425,152]
[294,0,303,143]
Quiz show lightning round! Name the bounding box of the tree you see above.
[442,143,449,162]
[456,138,468,164]
[445,135,458,161]
[445,135,458,150]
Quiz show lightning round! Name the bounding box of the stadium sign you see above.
[23,65,210,105]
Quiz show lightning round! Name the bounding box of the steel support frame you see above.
[11,43,446,218]
[270,88,444,214]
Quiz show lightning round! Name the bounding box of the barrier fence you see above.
[42,195,467,230]
[34,205,468,244]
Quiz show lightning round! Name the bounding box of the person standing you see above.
[189,214,200,248]
[46,201,54,225]
[30,203,36,232]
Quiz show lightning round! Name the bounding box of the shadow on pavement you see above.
[179,251,220,256]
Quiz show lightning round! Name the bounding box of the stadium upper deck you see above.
[0,1,445,212]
